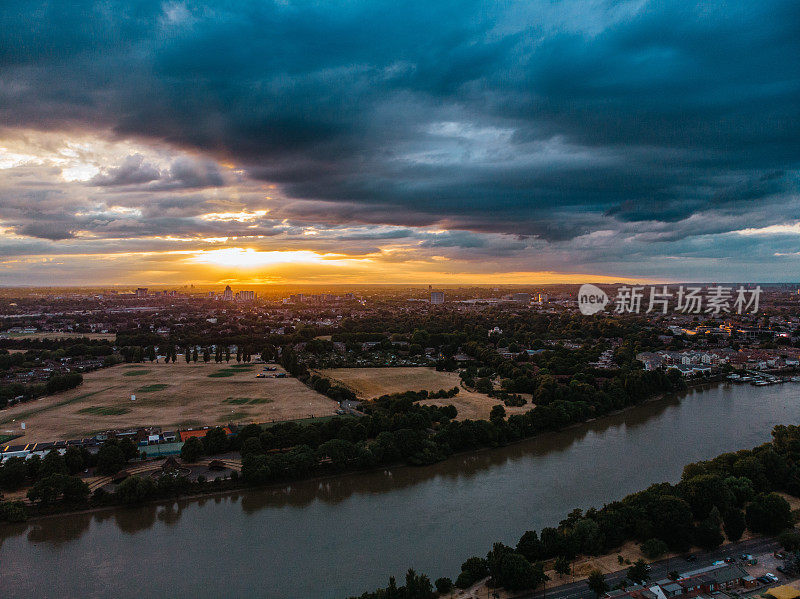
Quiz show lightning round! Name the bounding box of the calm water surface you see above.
[2,382,800,598]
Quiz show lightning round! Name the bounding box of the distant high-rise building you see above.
[222,285,233,301]
[537,293,549,303]
[136,287,148,297]
[511,292,531,303]
[430,291,445,304]
[235,290,256,301]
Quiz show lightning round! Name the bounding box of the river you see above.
[2,382,800,598]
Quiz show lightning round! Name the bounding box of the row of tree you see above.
[350,424,800,598]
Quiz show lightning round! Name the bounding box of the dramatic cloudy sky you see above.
[0,0,798,285]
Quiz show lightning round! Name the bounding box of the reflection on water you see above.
[2,383,799,599]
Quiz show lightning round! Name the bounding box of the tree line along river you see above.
[2,382,800,598]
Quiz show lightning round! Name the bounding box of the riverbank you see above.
[0,378,767,523]
[4,382,800,599]
[2,380,695,522]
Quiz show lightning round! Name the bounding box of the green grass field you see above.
[223,397,274,405]
[0,387,114,426]
[218,410,249,422]
[136,384,169,392]
[77,406,131,416]
[123,369,150,377]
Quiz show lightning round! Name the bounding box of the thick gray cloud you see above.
[91,155,225,190]
[0,0,799,279]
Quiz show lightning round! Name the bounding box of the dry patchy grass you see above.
[0,361,338,442]
[319,366,531,420]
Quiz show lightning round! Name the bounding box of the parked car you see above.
[777,566,787,574]
[725,557,736,564]
[765,573,779,582]
[757,577,771,584]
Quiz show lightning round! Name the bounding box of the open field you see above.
[319,366,531,420]
[0,331,116,340]
[0,361,338,443]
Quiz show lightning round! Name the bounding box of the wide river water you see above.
[2,382,800,598]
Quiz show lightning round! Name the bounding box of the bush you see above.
[0,500,27,522]
[434,577,453,594]
[45,372,83,394]
[503,395,527,407]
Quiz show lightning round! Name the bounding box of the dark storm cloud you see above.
[0,0,799,247]
[16,222,75,240]
[91,155,161,186]
[91,155,225,190]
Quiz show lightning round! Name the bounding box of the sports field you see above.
[319,367,531,420]
[0,361,337,443]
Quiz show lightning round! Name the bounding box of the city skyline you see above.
[1,1,799,286]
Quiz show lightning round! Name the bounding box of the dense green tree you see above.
[27,474,88,505]
[627,559,650,584]
[64,446,86,475]
[202,427,229,455]
[41,449,68,477]
[724,476,756,507]
[723,508,746,542]
[317,438,359,470]
[746,493,793,535]
[455,556,488,589]
[517,530,543,562]
[0,500,27,523]
[180,437,204,463]
[554,555,571,577]
[779,530,800,552]
[651,495,694,551]
[241,453,272,485]
[435,577,453,594]
[496,553,547,591]
[0,457,27,490]
[403,569,435,599]
[240,437,263,457]
[695,509,725,551]
[114,475,157,505]
[489,405,506,420]
[587,570,609,598]
[733,456,768,491]
[678,474,735,519]
[96,442,126,475]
